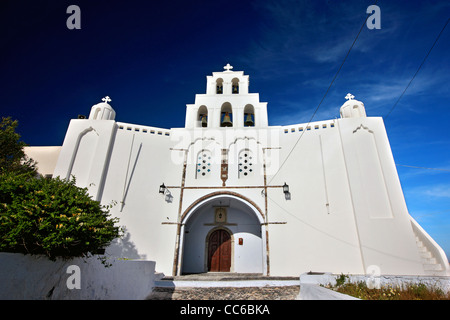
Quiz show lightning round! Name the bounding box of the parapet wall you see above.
[0,252,160,300]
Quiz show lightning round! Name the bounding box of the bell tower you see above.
[185,64,268,129]
[88,96,116,121]
[340,93,367,118]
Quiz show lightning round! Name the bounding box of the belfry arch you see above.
[175,192,268,276]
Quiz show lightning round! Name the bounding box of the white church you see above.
[26,64,449,277]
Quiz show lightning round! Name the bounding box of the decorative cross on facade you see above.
[223,63,233,72]
[345,93,355,101]
[102,96,112,103]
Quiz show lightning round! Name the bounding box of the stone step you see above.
[420,251,433,259]
[163,272,298,282]
[155,273,300,289]
[423,257,438,264]
[148,272,301,300]
[424,263,443,271]
[147,285,301,300]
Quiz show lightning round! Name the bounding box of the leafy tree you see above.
[0,171,122,260]
[0,116,122,261]
[0,117,37,175]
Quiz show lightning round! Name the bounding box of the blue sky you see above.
[1,1,449,258]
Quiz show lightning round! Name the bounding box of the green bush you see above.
[0,117,37,175]
[0,172,122,260]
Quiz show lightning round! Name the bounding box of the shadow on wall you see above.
[106,229,147,260]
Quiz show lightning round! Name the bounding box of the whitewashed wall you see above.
[0,253,159,300]
[48,69,450,278]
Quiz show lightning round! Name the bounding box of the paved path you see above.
[148,285,301,300]
[147,273,301,300]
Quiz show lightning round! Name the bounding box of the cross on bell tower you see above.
[223,63,233,72]
[345,93,355,101]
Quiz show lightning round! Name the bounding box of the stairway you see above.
[147,273,300,300]
[415,236,444,275]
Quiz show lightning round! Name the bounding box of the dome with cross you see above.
[339,93,366,118]
[88,96,116,120]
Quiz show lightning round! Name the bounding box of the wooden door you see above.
[208,229,231,272]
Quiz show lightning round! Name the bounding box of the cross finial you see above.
[345,93,355,101]
[102,96,112,103]
[223,63,233,72]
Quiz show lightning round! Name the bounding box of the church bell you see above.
[221,112,232,127]
[201,115,207,127]
[244,113,254,127]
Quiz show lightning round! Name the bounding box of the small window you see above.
[196,150,212,178]
[306,126,311,131]
[238,150,254,178]
[93,108,101,120]
[143,129,148,133]
[299,127,303,131]
[330,123,335,128]
[314,125,319,130]
[291,128,295,132]
[322,124,327,129]
[284,129,288,133]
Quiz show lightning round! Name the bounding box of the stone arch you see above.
[232,77,239,94]
[220,102,233,127]
[181,191,265,223]
[176,192,268,275]
[93,107,102,120]
[216,78,223,94]
[197,105,208,127]
[244,104,255,127]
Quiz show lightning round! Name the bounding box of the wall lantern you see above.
[165,191,174,203]
[261,183,290,199]
[283,182,291,200]
[159,183,173,203]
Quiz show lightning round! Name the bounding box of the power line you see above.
[266,194,359,248]
[268,2,377,185]
[384,17,449,119]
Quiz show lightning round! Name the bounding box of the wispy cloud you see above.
[269,99,338,126]
[408,184,450,199]
[242,0,450,106]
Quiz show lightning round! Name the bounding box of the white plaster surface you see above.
[0,252,160,300]
[297,284,360,300]
[28,66,450,277]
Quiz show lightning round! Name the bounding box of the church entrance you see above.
[208,229,231,272]
[178,193,267,276]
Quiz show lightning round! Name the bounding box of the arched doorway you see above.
[207,228,231,272]
[177,193,267,275]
